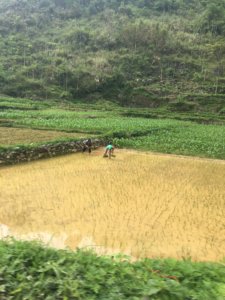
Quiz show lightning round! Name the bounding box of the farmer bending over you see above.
[103,142,115,158]
[82,138,92,154]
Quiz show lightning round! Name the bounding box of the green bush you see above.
[0,240,224,300]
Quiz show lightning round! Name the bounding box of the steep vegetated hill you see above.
[0,0,225,112]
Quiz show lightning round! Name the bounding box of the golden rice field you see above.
[0,149,225,262]
[0,127,88,146]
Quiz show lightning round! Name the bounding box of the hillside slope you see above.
[0,0,225,112]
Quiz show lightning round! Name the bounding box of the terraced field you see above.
[0,127,90,146]
[0,149,224,262]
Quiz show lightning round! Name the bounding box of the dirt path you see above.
[0,149,224,261]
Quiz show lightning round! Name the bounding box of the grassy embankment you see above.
[0,240,224,300]
[0,97,224,159]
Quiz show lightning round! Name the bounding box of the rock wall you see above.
[0,139,104,166]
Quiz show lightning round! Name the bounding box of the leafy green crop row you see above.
[114,124,225,159]
[0,109,185,133]
[0,97,53,110]
[0,100,224,159]
[0,240,224,300]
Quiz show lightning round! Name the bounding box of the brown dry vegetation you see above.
[0,127,88,146]
[0,149,224,262]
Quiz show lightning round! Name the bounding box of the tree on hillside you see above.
[198,3,225,35]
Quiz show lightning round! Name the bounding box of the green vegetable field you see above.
[0,97,224,159]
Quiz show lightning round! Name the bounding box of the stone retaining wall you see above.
[0,139,104,166]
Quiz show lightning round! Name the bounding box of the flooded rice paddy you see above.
[0,149,225,261]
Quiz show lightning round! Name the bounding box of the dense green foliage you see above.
[0,240,224,300]
[0,97,224,159]
[114,124,225,159]
[0,0,225,112]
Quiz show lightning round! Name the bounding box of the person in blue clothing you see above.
[103,142,115,158]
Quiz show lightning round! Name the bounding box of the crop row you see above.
[0,107,224,159]
[114,124,225,159]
